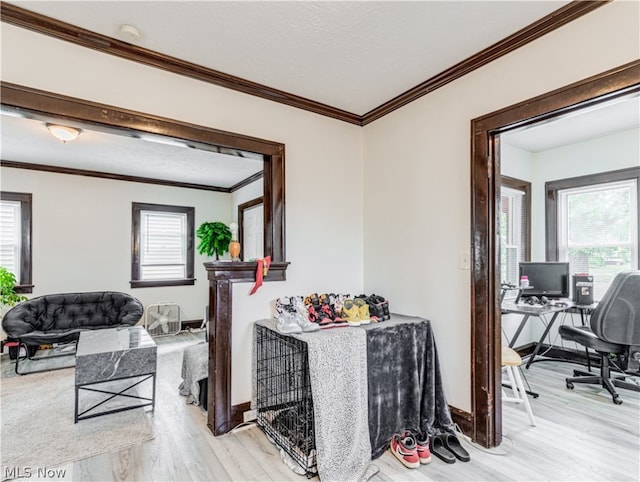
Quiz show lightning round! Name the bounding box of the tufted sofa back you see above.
[2,291,143,340]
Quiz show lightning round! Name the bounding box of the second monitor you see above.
[519,262,570,299]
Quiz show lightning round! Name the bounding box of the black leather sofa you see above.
[2,291,144,373]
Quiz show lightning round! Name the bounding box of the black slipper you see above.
[442,433,471,462]
[429,434,456,464]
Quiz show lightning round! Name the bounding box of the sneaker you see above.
[276,312,302,334]
[341,299,361,326]
[353,298,371,324]
[390,432,420,469]
[414,431,432,464]
[371,294,390,320]
[292,296,320,332]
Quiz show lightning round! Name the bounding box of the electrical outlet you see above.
[459,250,470,270]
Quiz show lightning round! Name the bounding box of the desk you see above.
[501,301,573,368]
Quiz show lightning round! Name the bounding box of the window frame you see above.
[0,191,33,293]
[500,175,532,265]
[131,202,195,288]
[545,167,640,262]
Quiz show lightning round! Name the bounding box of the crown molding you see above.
[1,1,610,126]
[0,2,362,126]
[361,0,610,125]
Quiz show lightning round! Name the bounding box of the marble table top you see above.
[76,326,157,385]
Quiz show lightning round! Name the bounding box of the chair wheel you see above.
[566,381,574,390]
[613,395,622,405]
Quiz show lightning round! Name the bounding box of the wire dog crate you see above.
[254,324,317,476]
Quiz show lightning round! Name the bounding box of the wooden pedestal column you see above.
[204,261,289,436]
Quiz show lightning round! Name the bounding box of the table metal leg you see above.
[525,312,561,369]
[509,314,530,348]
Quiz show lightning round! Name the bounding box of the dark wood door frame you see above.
[470,60,640,447]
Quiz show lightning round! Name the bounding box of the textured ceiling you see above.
[6,1,631,187]
[9,0,572,115]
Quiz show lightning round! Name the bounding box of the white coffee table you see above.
[74,326,157,422]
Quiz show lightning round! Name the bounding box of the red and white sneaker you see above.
[390,432,420,469]
[414,431,432,464]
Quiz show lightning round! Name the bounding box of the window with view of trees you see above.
[500,177,531,287]
[547,168,639,300]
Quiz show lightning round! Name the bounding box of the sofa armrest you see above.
[119,296,144,326]
[2,303,38,338]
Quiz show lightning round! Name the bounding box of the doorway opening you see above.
[470,60,640,447]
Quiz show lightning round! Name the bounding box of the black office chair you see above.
[559,270,640,404]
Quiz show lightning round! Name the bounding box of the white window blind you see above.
[558,179,638,299]
[500,186,526,286]
[0,200,22,279]
[140,210,187,280]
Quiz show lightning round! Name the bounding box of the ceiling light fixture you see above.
[46,123,82,143]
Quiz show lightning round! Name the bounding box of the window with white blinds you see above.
[131,202,195,288]
[500,180,530,287]
[558,178,638,299]
[0,192,32,292]
[140,211,187,280]
[0,200,22,279]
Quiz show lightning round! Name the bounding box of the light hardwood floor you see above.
[2,332,639,481]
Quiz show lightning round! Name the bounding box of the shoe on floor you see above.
[390,432,420,469]
[276,312,302,334]
[414,431,432,464]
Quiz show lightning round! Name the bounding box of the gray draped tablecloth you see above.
[253,314,455,479]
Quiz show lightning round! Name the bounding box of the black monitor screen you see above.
[519,262,570,298]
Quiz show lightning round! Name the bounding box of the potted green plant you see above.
[0,267,27,309]
[196,221,232,260]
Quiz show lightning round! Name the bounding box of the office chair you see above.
[558,270,640,404]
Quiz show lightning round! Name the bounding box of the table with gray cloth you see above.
[252,314,454,480]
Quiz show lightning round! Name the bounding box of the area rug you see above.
[1,368,154,476]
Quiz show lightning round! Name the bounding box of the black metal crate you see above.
[254,324,317,476]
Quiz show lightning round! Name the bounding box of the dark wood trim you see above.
[0,82,287,264]
[229,171,263,193]
[1,2,607,126]
[1,160,231,193]
[0,3,361,126]
[545,167,640,261]
[130,202,195,288]
[501,175,532,262]
[238,197,264,261]
[471,60,640,447]
[1,82,284,155]
[449,406,473,436]
[362,1,610,125]
[0,191,33,293]
[205,261,289,435]
[231,401,252,427]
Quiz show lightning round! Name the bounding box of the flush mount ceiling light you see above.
[46,123,82,143]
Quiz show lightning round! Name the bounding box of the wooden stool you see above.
[502,347,536,426]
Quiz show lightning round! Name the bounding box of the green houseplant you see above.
[0,267,27,309]
[196,221,232,260]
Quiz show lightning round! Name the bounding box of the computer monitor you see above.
[518,262,570,299]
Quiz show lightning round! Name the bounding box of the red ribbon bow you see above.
[249,256,271,295]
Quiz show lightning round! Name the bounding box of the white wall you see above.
[1,24,364,404]
[0,167,228,323]
[362,1,640,411]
